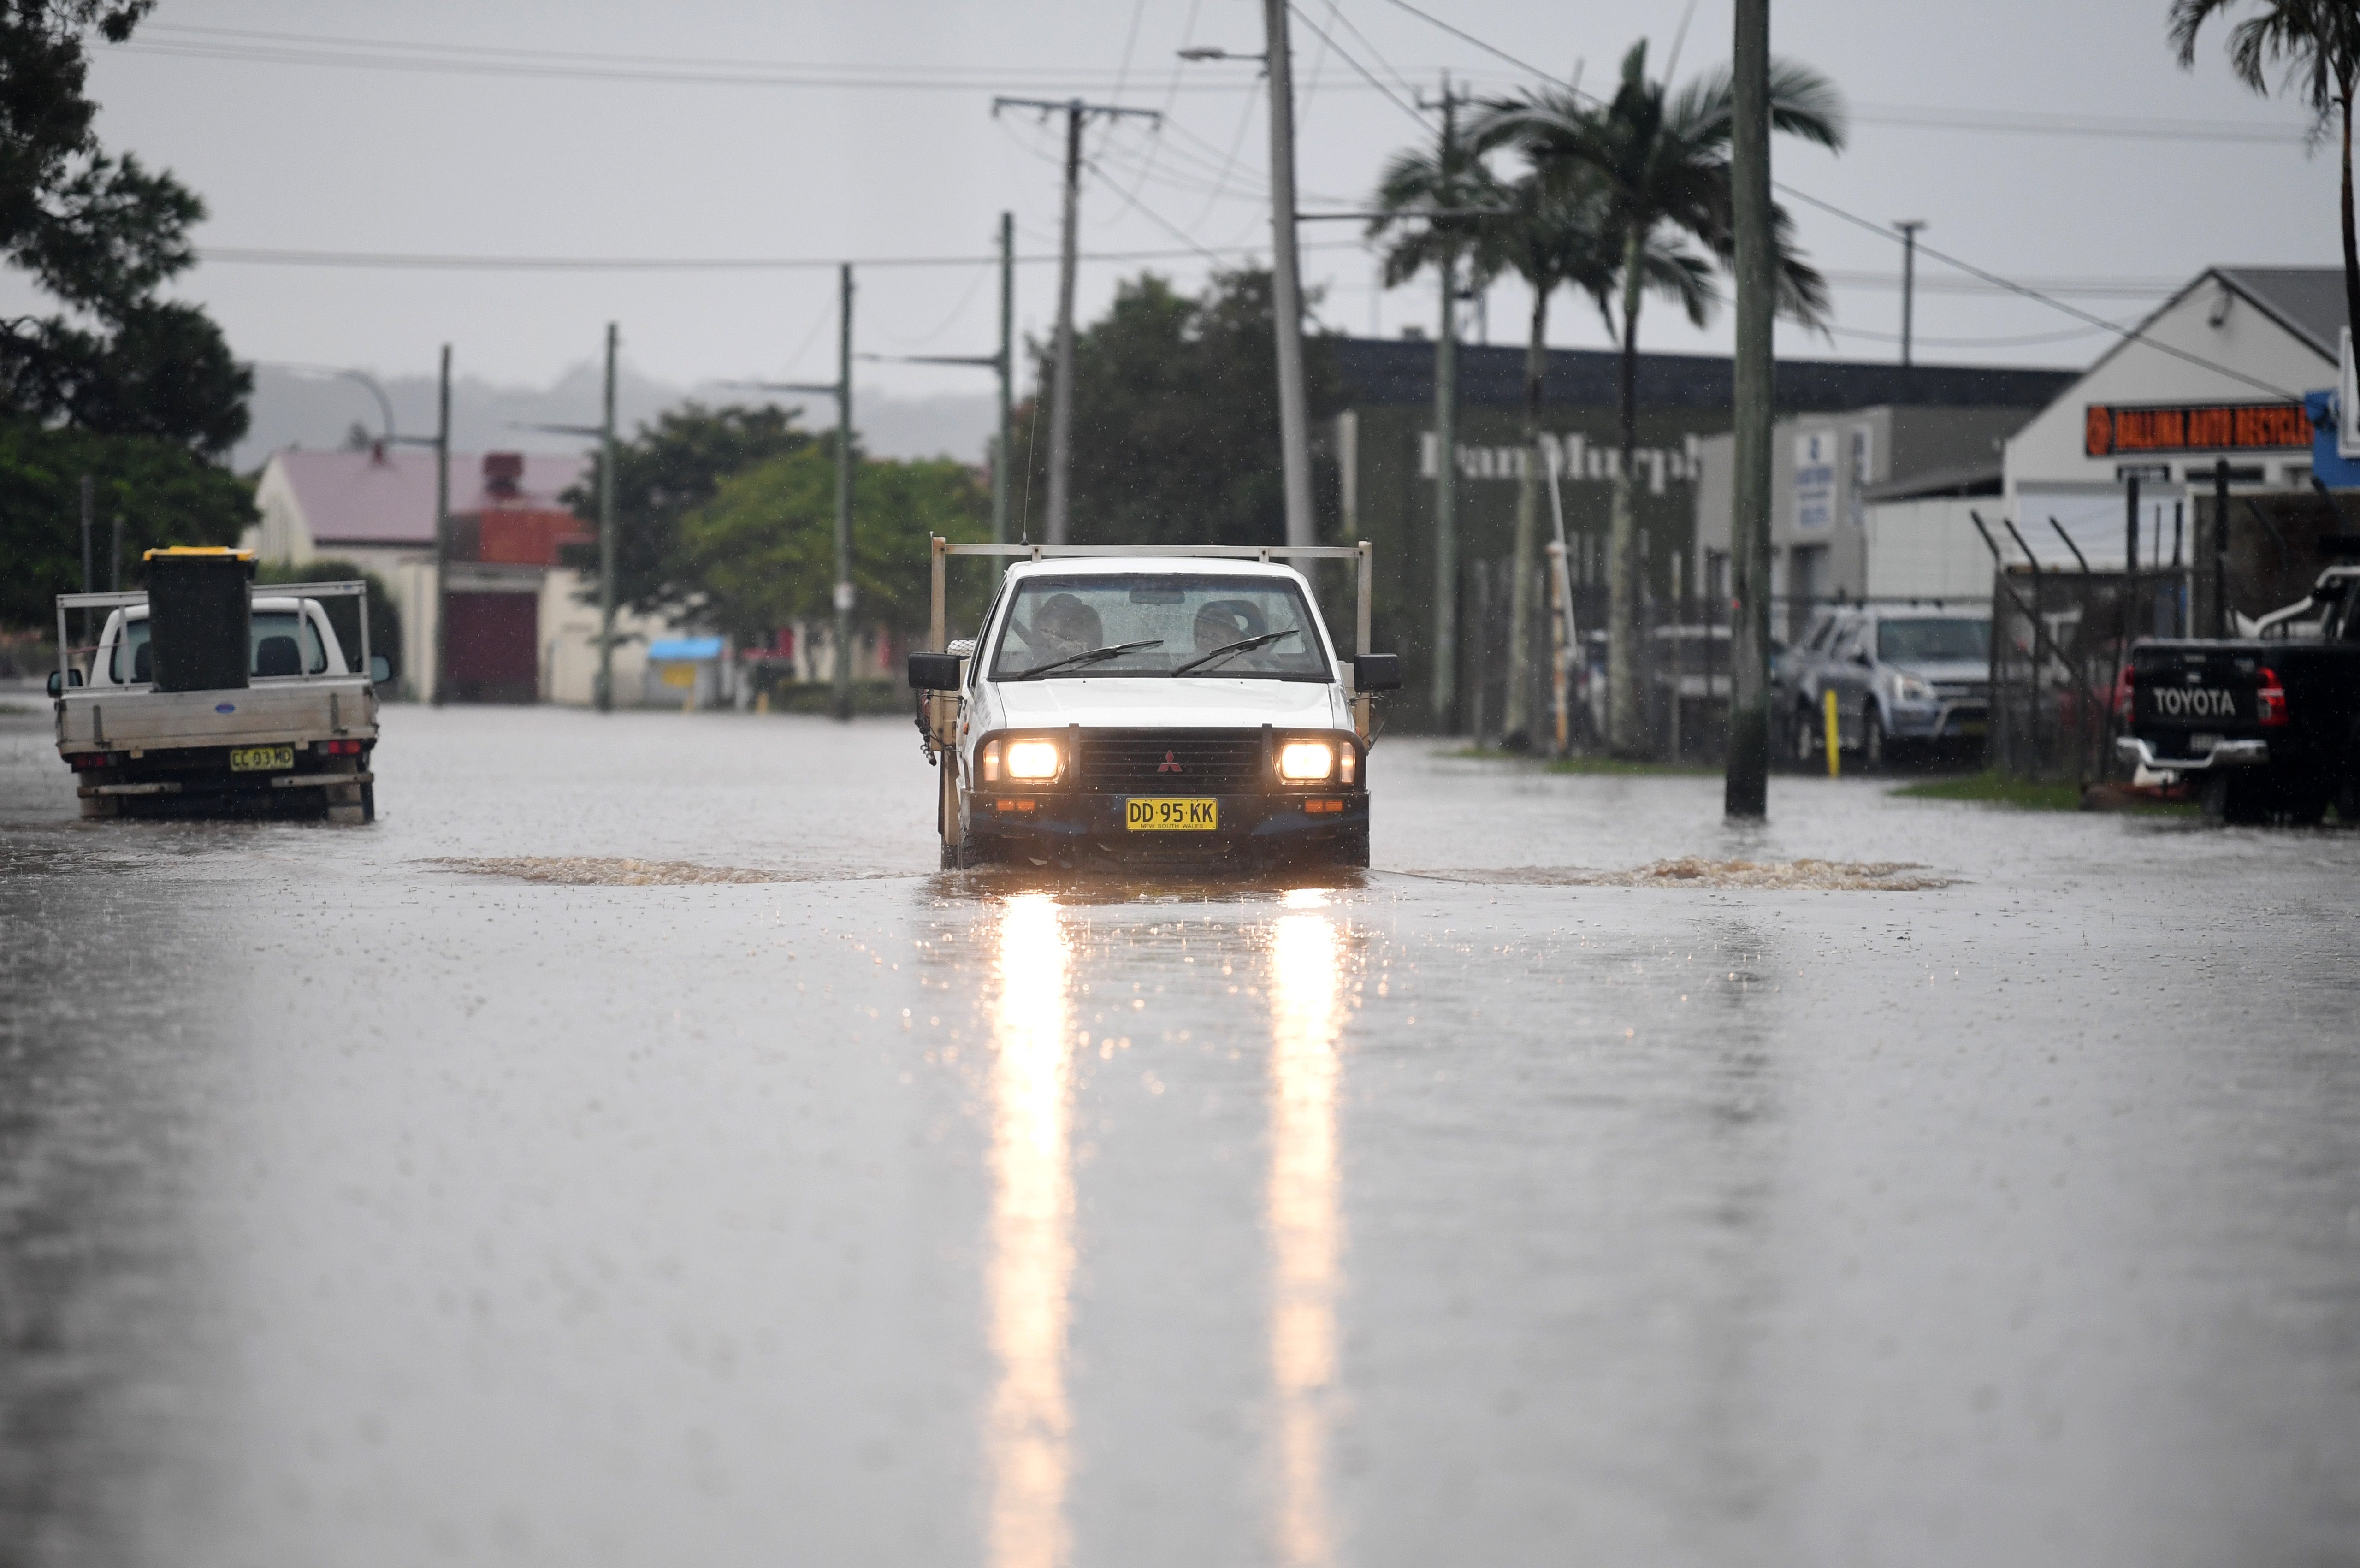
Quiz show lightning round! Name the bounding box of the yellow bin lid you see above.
[142,546,257,562]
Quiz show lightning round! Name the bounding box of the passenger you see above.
[1192,600,1266,654]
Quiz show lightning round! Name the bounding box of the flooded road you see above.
[3,701,2356,1568]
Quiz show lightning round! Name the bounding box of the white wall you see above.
[538,568,661,707]
[1864,499,2003,603]
[2004,276,2334,505]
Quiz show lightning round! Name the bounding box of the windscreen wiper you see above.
[1012,638,1164,680]
[1170,628,1300,676]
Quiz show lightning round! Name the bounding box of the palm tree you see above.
[1366,105,1507,729]
[1481,44,1843,756]
[1476,156,1621,747]
[2170,1,2360,343]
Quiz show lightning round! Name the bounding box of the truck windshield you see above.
[989,574,1331,681]
[107,610,327,682]
[1878,618,1988,664]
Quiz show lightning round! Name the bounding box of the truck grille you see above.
[1080,730,1264,793]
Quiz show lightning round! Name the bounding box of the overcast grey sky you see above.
[12,0,2339,455]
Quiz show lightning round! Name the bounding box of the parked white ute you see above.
[908,543,1401,869]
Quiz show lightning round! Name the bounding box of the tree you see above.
[1010,268,1343,548]
[1366,108,1507,728]
[677,437,989,645]
[1483,44,1843,755]
[0,418,249,626]
[1,4,249,456]
[2170,1,2360,341]
[563,402,813,622]
[1471,156,1622,747]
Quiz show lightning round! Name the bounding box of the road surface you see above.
[2,701,2355,1568]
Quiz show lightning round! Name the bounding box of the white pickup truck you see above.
[907,541,1401,869]
[50,572,386,823]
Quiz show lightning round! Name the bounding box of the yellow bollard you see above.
[756,688,769,716]
[1823,687,1841,778]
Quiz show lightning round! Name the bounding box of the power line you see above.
[1286,3,1425,126]
[118,25,2309,143]
[1370,0,2310,400]
[195,241,1373,272]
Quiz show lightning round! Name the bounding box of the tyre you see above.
[1792,705,1818,767]
[1336,823,1370,869]
[2204,771,2282,825]
[1862,705,1887,772]
[361,781,376,824]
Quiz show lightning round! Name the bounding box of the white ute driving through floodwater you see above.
[907,542,1401,869]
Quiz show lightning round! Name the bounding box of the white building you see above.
[1692,403,2045,638]
[2003,266,2344,567]
[245,446,663,703]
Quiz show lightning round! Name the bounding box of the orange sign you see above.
[2084,401,2311,457]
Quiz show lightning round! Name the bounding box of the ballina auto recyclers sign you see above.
[2083,400,2310,457]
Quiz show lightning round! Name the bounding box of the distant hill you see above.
[235,362,996,473]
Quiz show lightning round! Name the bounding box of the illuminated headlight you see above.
[1893,675,1934,704]
[1004,739,1061,780]
[1278,740,1335,781]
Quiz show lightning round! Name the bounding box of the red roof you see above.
[270,449,592,548]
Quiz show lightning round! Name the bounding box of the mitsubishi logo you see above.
[1157,750,1183,773]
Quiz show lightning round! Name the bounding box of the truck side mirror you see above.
[47,671,61,697]
[907,651,964,691]
[369,654,392,684]
[1353,653,1403,691]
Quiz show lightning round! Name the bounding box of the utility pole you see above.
[857,229,1009,550]
[1896,220,1925,367]
[1263,0,1314,548]
[998,211,1015,545]
[994,96,1161,544]
[1724,0,1774,819]
[1418,77,1472,730]
[77,473,92,649]
[833,264,856,722]
[597,325,618,712]
[433,344,452,706]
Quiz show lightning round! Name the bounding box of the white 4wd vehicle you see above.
[52,569,385,822]
[908,543,1400,869]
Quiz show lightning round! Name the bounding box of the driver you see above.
[1033,592,1103,652]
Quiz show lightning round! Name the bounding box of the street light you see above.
[1184,15,1311,549]
[259,362,400,446]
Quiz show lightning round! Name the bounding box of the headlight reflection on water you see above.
[1268,893,1344,1568]
[985,893,1075,1568]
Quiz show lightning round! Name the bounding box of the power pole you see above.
[997,211,1015,545]
[78,473,91,649]
[1724,0,1774,819]
[1896,220,1925,367]
[432,343,451,707]
[833,264,857,723]
[1418,77,1471,730]
[1264,0,1314,548]
[994,96,1161,544]
[596,324,618,713]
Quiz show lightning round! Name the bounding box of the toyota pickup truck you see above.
[2116,565,2360,824]
[906,541,1400,869]
[49,550,387,822]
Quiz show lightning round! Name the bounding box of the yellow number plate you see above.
[1126,797,1218,831]
[229,745,294,772]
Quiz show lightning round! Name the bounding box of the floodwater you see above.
[1,701,2356,1568]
